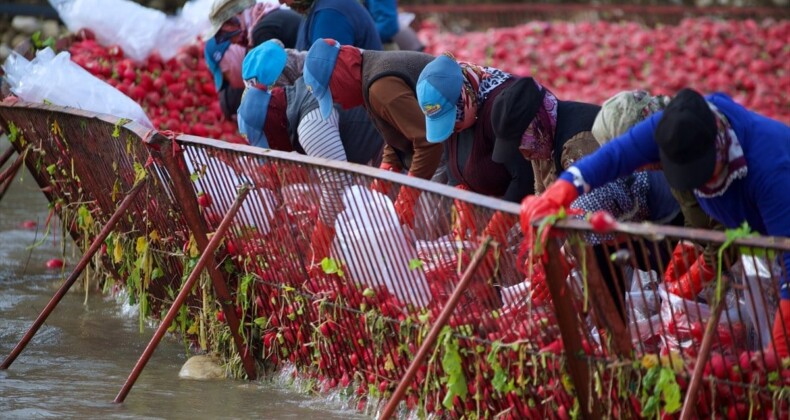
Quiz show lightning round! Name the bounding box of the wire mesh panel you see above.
[0,102,194,320]
[2,103,788,417]
[538,218,790,419]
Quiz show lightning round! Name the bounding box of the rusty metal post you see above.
[1,180,146,369]
[149,139,258,381]
[577,244,634,358]
[380,237,492,420]
[114,184,251,404]
[680,280,730,420]
[545,239,602,420]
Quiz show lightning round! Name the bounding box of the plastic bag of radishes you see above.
[2,47,152,127]
[49,0,214,63]
[658,283,751,357]
[730,255,781,349]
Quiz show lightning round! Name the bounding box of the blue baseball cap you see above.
[204,38,231,91]
[242,39,287,87]
[237,88,271,149]
[416,55,463,143]
[303,38,341,120]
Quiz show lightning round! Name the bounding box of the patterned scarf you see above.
[519,80,558,160]
[455,61,511,128]
[694,103,747,198]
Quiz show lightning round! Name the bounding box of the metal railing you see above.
[1,102,788,418]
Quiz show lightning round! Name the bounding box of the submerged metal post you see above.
[1,180,147,369]
[380,237,492,420]
[114,184,251,404]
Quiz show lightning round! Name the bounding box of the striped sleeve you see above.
[297,108,353,224]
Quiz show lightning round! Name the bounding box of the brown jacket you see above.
[361,50,442,180]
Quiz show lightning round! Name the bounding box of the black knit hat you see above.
[491,77,545,163]
[655,88,718,190]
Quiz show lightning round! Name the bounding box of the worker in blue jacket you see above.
[520,88,790,358]
[286,0,383,51]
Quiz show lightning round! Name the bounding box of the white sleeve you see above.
[297,108,353,224]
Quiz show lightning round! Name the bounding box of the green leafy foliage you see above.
[440,327,467,409]
[641,365,681,417]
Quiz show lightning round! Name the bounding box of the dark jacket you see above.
[448,78,535,202]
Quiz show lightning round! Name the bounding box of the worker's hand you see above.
[394,185,421,228]
[370,162,400,196]
[483,211,515,246]
[665,255,716,299]
[770,299,790,358]
[519,179,579,236]
[663,242,699,283]
[453,184,477,241]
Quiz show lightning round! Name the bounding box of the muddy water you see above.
[0,142,364,419]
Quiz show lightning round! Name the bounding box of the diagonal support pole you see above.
[680,279,730,420]
[380,237,492,419]
[1,179,147,369]
[114,184,252,404]
[0,146,26,202]
[0,146,15,168]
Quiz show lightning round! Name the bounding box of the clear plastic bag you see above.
[2,47,152,127]
[730,255,781,349]
[658,283,750,355]
[333,186,432,308]
[49,0,214,63]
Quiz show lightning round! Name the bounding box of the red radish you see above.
[589,210,617,233]
[45,258,64,269]
[197,192,212,208]
[20,220,37,229]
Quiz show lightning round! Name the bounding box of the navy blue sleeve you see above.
[309,9,357,46]
[559,112,664,194]
[502,154,535,203]
[754,166,790,299]
[365,0,399,42]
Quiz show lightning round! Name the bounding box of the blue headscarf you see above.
[204,38,232,92]
[237,40,289,149]
[237,87,271,148]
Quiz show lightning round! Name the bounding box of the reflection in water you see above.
[0,143,365,419]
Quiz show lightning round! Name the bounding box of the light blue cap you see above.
[242,39,287,87]
[303,38,341,120]
[416,55,463,143]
